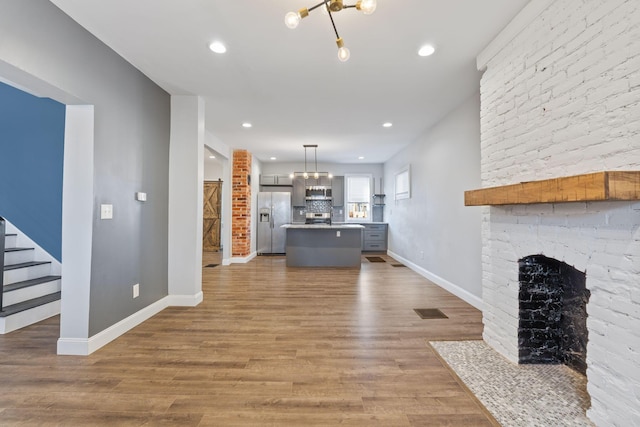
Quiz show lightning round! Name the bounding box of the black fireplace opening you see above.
[518,255,590,374]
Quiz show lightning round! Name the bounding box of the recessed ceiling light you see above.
[242,122,252,128]
[358,156,365,160]
[209,155,216,159]
[383,122,393,128]
[418,44,436,57]
[270,157,277,160]
[209,41,227,54]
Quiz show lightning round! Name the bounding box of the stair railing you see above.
[0,216,5,311]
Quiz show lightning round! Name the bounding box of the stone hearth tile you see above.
[430,340,594,427]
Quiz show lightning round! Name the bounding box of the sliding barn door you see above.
[203,180,222,252]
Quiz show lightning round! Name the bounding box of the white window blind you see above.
[347,176,370,202]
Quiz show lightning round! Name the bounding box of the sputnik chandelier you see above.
[284,0,377,62]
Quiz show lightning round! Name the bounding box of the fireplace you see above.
[471,199,639,426]
[518,255,590,375]
[470,0,640,424]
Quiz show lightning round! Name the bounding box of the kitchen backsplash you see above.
[292,200,345,223]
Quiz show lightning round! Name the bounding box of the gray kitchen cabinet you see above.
[331,176,344,206]
[361,223,388,252]
[292,176,306,206]
[260,174,293,186]
[302,176,332,187]
[319,176,332,187]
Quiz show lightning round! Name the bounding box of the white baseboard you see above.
[387,250,484,311]
[56,292,203,356]
[228,251,257,264]
[166,291,203,307]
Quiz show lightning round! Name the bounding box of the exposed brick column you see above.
[231,150,252,257]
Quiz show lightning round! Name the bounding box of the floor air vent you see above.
[414,308,448,319]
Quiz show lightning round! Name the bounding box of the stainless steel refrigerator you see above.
[257,192,291,254]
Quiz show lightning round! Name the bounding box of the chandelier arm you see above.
[343,4,357,8]
[327,8,341,40]
[308,0,330,13]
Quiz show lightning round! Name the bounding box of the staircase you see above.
[1,218,61,334]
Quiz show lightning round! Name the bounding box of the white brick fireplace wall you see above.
[478,1,640,425]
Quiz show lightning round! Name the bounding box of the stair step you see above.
[4,247,35,265]
[0,291,61,317]
[4,275,62,293]
[3,275,61,307]
[3,233,17,249]
[3,261,51,271]
[3,261,52,285]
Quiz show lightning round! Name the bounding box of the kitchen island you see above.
[281,224,365,268]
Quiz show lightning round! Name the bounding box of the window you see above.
[345,175,371,222]
[395,164,410,200]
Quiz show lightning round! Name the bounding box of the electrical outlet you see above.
[336,231,341,237]
[133,283,140,298]
[100,204,113,220]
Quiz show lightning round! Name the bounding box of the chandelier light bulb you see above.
[336,38,350,62]
[357,0,377,15]
[285,11,301,29]
[338,46,350,62]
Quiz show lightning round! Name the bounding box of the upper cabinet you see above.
[300,176,332,187]
[332,176,344,206]
[292,177,306,206]
[259,174,293,186]
[319,176,333,187]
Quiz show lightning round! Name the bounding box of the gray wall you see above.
[384,93,483,301]
[0,1,170,336]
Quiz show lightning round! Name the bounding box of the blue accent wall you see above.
[0,82,65,261]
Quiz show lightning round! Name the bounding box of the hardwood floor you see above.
[0,253,496,426]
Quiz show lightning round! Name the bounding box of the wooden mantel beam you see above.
[464,171,640,206]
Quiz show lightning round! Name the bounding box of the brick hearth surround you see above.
[479,1,640,426]
[231,149,252,257]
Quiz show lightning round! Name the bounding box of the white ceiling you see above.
[50,0,529,164]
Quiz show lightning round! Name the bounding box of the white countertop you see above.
[282,224,365,229]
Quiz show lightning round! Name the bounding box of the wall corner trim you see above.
[387,250,484,311]
[56,293,202,356]
[476,0,554,70]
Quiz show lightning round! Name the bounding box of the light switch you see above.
[100,204,113,220]
[135,192,147,202]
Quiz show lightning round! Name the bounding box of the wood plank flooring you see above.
[0,253,495,426]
